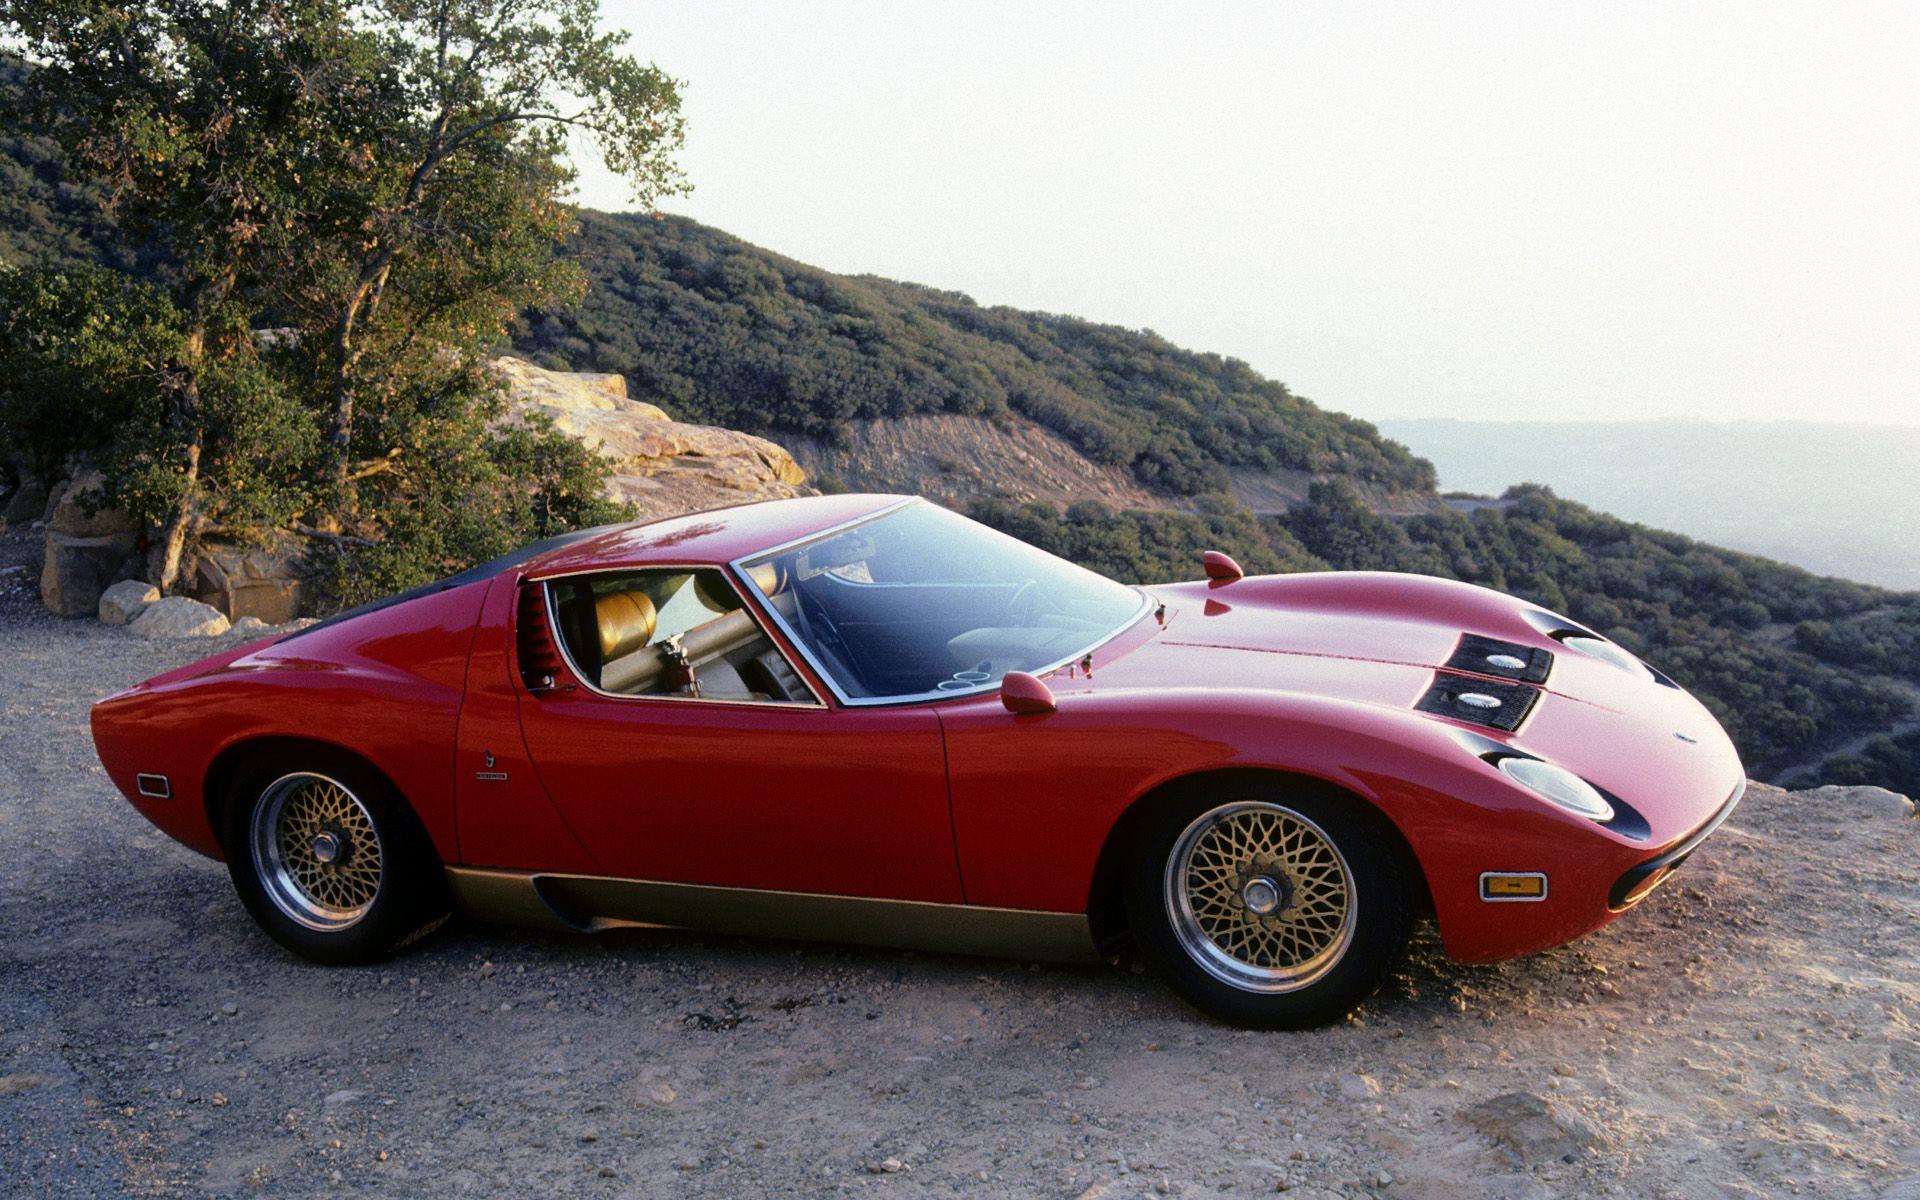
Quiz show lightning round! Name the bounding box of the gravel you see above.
[1,523,1916,1198]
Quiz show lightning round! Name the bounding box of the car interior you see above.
[746,526,1117,700]
[546,569,814,703]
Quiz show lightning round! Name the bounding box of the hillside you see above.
[3,108,1916,797]
[1381,418,1920,591]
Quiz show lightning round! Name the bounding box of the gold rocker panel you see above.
[445,867,1103,963]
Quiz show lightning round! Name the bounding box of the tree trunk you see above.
[148,335,207,590]
[326,257,395,487]
[147,432,202,591]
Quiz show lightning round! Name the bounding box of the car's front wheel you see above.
[222,754,451,965]
[1126,782,1414,1029]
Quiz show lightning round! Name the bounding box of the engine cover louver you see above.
[1447,634,1553,684]
[1416,672,1539,732]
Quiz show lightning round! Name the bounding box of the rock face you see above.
[191,531,306,624]
[494,357,810,521]
[98,579,160,625]
[40,470,143,618]
[128,595,231,638]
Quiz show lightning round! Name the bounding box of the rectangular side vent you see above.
[516,584,566,692]
[1416,672,1540,732]
[1447,634,1552,684]
[135,773,172,799]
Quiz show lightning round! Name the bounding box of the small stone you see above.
[0,1075,51,1095]
[648,1082,677,1105]
[1463,1091,1607,1167]
[230,615,272,636]
[323,1089,361,1113]
[1336,1072,1381,1101]
[221,1003,239,1016]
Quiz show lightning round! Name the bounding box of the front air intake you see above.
[1416,672,1539,732]
[516,584,566,691]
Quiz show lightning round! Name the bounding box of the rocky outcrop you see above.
[98,580,160,625]
[494,357,810,521]
[39,470,143,618]
[128,595,231,638]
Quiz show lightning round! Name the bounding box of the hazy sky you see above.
[583,2,1918,426]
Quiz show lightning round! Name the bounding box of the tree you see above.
[1,0,684,592]
[1,0,370,584]
[298,0,688,486]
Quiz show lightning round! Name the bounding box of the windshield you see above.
[737,500,1147,702]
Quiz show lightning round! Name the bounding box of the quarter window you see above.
[545,569,813,704]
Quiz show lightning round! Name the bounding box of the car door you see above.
[511,566,962,904]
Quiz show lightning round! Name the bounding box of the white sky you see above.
[582,2,1919,426]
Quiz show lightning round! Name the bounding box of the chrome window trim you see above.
[728,497,1153,708]
[533,564,826,710]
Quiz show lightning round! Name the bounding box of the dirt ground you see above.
[1,525,1916,1200]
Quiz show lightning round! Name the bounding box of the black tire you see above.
[1124,780,1414,1029]
[221,749,452,966]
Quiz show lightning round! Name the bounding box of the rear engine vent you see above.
[1417,672,1540,732]
[1447,634,1552,684]
[516,584,566,691]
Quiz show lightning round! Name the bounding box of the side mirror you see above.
[1203,550,1244,582]
[1000,670,1056,715]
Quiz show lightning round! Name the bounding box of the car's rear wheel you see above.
[1126,782,1413,1029]
[223,753,451,965]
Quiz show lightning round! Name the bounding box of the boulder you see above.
[1800,784,1915,820]
[191,531,306,624]
[40,470,141,617]
[129,596,231,639]
[493,356,811,522]
[98,579,161,625]
[491,356,656,415]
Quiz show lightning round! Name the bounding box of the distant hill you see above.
[1379,419,1920,591]
[3,83,1917,798]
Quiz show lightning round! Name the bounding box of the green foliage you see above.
[514,213,1436,498]
[1817,729,1920,800]
[310,398,632,610]
[0,263,316,530]
[1793,608,1920,682]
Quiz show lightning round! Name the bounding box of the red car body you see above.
[92,493,1745,967]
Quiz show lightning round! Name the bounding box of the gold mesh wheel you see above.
[250,773,385,932]
[1163,801,1356,993]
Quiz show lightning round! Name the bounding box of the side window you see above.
[545,569,814,704]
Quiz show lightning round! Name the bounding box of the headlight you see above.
[1497,756,1615,822]
[1557,633,1643,675]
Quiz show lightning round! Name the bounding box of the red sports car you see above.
[92,495,1744,1027]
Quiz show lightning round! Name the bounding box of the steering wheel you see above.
[1005,578,1043,627]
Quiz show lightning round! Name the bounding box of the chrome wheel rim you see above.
[1163,801,1356,993]
[250,773,383,931]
